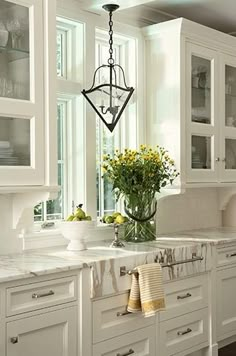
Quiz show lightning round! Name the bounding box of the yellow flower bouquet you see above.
[102,145,178,242]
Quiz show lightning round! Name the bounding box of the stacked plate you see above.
[0,141,19,166]
[192,153,203,169]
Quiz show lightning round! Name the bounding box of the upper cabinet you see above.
[144,18,236,189]
[0,0,57,188]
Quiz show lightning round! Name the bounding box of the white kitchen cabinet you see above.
[144,18,236,188]
[159,309,209,356]
[217,266,236,340]
[6,306,77,356]
[93,326,156,356]
[0,0,57,188]
[93,292,155,343]
[6,275,77,316]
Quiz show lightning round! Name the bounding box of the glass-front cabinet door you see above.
[0,0,44,185]
[221,54,236,181]
[186,43,219,182]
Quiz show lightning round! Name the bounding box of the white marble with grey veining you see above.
[0,239,211,291]
[157,227,236,245]
[90,240,212,298]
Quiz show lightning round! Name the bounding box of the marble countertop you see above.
[156,227,236,245]
[0,238,209,286]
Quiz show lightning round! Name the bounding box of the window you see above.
[95,31,138,217]
[57,29,67,78]
[34,17,84,224]
[34,101,66,222]
[33,16,139,226]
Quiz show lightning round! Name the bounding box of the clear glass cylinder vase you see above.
[123,198,157,243]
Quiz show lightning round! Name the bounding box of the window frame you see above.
[26,5,145,248]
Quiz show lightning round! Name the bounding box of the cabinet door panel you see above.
[220,54,236,182]
[0,0,44,185]
[186,42,219,183]
[217,267,236,340]
[7,307,77,356]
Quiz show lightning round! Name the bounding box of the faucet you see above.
[110,223,125,248]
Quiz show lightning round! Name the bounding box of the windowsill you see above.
[22,223,117,251]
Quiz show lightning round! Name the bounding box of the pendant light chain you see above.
[108,11,114,65]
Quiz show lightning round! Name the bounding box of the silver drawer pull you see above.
[226,253,236,258]
[10,337,19,344]
[32,290,55,299]
[177,293,192,300]
[177,328,192,336]
[117,310,131,317]
[117,349,135,356]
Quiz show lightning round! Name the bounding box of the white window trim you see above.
[23,4,145,250]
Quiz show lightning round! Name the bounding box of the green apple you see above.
[105,215,114,224]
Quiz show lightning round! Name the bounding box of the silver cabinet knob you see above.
[10,337,18,344]
[215,157,220,162]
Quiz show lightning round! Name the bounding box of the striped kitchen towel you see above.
[127,263,165,317]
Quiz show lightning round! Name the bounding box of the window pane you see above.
[34,101,65,222]
[96,41,121,217]
[96,117,116,217]
[34,202,43,222]
[45,102,65,220]
[56,30,66,77]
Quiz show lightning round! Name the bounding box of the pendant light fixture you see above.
[81,4,135,133]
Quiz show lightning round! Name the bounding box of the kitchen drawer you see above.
[6,276,77,316]
[159,308,209,356]
[93,325,155,356]
[160,274,208,321]
[93,292,155,343]
[217,246,236,267]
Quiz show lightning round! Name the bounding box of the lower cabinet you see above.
[217,266,236,340]
[159,309,209,356]
[6,306,77,356]
[93,326,155,356]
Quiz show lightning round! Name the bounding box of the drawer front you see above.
[6,276,77,316]
[217,246,236,267]
[160,309,209,356]
[93,326,155,356]
[93,293,155,343]
[161,274,208,321]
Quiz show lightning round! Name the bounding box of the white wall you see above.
[156,188,222,234]
[222,194,236,227]
[0,196,23,254]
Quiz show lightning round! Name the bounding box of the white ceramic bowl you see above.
[60,221,96,251]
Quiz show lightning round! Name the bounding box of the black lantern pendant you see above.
[81,4,135,133]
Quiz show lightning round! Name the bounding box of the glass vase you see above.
[123,198,157,243]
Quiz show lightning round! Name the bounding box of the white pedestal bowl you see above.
[60,221,96,251]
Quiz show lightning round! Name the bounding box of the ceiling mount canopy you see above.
[81,3,135,133]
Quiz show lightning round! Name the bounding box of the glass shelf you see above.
[225,93,236,99]
[192,87,210,91]
[0,45,29,61]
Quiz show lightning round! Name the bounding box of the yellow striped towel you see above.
[127,263,165,317]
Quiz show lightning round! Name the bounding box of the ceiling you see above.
[79,0,236,34]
